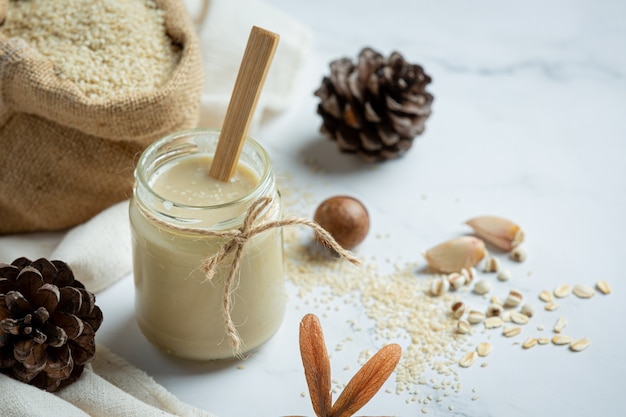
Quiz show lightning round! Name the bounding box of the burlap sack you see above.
[0,0,204,234]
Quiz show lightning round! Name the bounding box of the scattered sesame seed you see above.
[280,183,611,409]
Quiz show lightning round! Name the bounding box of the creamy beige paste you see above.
[131,155,285,360]
[153,155,258,206]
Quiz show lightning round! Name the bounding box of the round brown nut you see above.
[314,195,370,249]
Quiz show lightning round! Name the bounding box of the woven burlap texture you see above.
[0,0,204,234]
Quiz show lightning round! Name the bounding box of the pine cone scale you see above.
[57,287,83,315]
[45,324,68,348]
[77,288,98,319]
[377,126,400,146]
[0,297,9,321]
[32,283,60,314]
[335,129,360,152]
[71,323,96,365]
[44,345,73,380]
[84,304,103,332]
[50,261,77,288]
[343,105,362,129]
[14,339,47,372]
[15,267,44,300]
[0,317,19,335]
[0,348,14,367]
[6,291,32,313]
[31,260,56,282]
[53,312,84,339]
[359,131,383,151]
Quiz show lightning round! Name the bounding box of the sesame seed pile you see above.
[1,0,180,99]
[284,228,468,403]
[280,181,471,405]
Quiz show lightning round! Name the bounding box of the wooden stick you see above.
[209,26,280,182]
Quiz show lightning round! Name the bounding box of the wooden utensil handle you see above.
[209,26,280,182]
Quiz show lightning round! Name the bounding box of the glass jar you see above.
[130,129,285,360]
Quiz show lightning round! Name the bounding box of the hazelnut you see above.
[313,195,369,249]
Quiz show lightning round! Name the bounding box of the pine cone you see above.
[315,47,433,162]
[0,257,103,392]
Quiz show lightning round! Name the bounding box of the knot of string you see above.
[138,196,360,356]
[200,196,359,355]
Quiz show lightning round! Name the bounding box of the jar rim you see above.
[135,128,273,212]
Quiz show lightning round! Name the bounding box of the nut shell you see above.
[465,216,524,251]
[314,196,369,249]
[424,236,487,273]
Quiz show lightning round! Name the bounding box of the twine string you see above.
[139,196,360,355]
[202,196,360,354]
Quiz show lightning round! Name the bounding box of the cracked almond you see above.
[553,317,567,333]
[573,284,595,299]
[503,326,522,337]
[424,236,487,273]
[504,289,523,308]
[522,337,537,349]
[552,334,572,345]
[465,216,525,251]
[484,316,504,329]
[545,301,559,311]
[476,342,493,357]
[569,338,591,352]
[511,311,530,325]
[459,351,477,368]
[456,320,471,334]
[554,284,572,298]
[468,310,486,325]
[509,246,528,262]
[596,280,611,295]
[538,290,553,303]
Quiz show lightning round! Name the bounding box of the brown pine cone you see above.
[0,258,103,392]
[315,47,433,162]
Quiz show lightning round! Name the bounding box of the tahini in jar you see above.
[130,129,285,360]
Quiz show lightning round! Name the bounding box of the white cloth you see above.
[0,0,311,415]
[0,346,216,417]
[0,200,132,292]
[51,201,132,294]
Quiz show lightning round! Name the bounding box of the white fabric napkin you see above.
[0,345,215,417]
[0,0,311,415]
[51,200,133,294]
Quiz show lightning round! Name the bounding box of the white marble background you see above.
[97,0,626,416]
[3,0,625,416]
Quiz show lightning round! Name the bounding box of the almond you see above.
[424,236,487,273]
[465,215,524,251]
[299,314,332,417]
[330,343,401,417]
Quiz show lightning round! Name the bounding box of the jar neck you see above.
[134,128,276,230]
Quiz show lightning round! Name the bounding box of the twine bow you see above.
[199,196,360,355]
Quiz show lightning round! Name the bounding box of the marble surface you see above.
[4,0,626,416]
